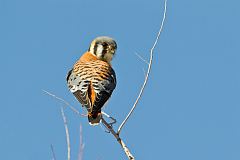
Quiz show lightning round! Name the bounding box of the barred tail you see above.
[88,111,102,126]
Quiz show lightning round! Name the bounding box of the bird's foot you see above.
[102,111,116,127]
[101,111,117,132]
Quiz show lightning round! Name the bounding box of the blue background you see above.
[1,0,240,159]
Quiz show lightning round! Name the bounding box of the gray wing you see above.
[66,63,116,113]
[91,67,116,113]
[66,69,91,111]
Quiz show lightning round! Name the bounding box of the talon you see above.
[101,111,117,127]
[105,129,110,133]
[100,119,111,133]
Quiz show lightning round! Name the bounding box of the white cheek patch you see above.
[96,45,103,58]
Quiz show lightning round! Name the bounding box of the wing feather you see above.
[91,67,116,113]
[66,60,116,114]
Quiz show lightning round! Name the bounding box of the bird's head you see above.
[88,36,117,63]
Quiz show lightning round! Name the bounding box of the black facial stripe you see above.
[102,42,107,47]
[99,42,108,57]
[102,48,107,57]
[93,43,98,55]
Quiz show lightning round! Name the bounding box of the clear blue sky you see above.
[1,0,240,159]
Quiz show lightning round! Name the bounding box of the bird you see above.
[66,36,117,125]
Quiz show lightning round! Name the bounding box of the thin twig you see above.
[61,107,71,160]
[117,0,167,134]
[135,52,148,76]
[101,118,134,160]
[42,89,86,117]
[134,52,149,65]
[51,144,57,160]
[78,124,85,160]
[142,68,147,77]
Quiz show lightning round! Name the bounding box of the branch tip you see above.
[117,0,167,134]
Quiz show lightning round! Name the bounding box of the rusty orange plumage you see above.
[67,37,117,125]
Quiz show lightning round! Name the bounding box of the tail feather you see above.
[88,112,102,126]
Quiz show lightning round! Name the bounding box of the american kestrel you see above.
[66,36,117,125]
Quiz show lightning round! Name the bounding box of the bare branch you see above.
[117,0,167,134]
[101,118,134,160]
[50,144,57,160]
[42,89,86,117]
[78,124,85,160]
[61,107,71,160]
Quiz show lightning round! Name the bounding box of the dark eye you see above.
[102,42,108,47]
